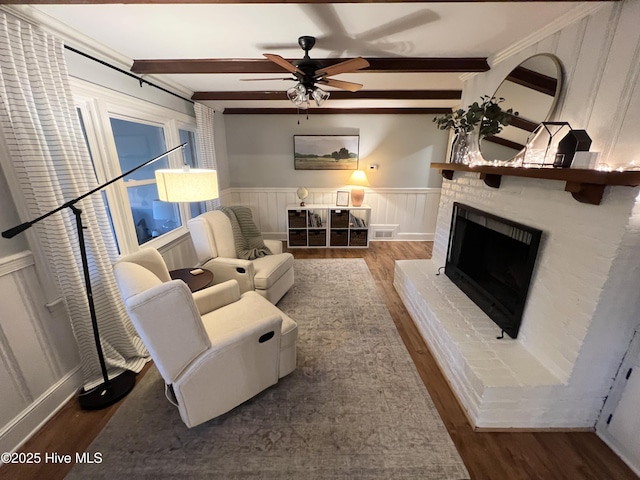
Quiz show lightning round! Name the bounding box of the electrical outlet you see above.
[368,164,379,171]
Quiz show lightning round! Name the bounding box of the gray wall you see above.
[213,109,231,191]
[65,48,195,117]
[223,113,447,190]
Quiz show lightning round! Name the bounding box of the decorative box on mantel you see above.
[430,163,640,205]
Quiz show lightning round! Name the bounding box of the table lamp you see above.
[347,170,369,207]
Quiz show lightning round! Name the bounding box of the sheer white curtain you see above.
[0,13,148,388]
[194,102,221,211]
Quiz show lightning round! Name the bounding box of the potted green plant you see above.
[434,96,518,163]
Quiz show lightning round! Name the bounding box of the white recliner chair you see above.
[187,210,294,304]
[113,248,297,428]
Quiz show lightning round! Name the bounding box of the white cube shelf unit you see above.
[286,204,371,248]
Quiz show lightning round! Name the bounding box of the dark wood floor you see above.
[2,242,637,480]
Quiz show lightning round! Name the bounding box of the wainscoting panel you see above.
[158,232,198,271]
[0,251,82,455]
[220,187,441,241]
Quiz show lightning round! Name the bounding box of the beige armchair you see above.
[113,248,297,428]
[187,210,294,304]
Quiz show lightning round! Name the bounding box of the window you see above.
[72,80,206,254]
[77,107,119,252]
[110,117,181,244]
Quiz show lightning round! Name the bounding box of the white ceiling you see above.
[23,2,600,112]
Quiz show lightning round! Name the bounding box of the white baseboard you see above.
[597,431,640,478]
[395,232,434,241]
[0,366,83,458]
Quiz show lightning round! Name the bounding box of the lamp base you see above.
[78,370,136,410]
[350,187,365,207]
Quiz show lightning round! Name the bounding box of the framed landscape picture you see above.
[294,135,359,170]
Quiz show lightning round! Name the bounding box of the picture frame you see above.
[336,190,350,207]
[294,135,359,170]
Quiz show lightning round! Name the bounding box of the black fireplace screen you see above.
[445,203,542,338]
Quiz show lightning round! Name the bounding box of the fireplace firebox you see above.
[445,203,542,338]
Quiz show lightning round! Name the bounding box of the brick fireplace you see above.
[394,172,640,429]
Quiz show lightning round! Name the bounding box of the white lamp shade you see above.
[155,168,219,202]
[347,170,370,187]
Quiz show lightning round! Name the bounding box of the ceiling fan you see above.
[247,36,370,107]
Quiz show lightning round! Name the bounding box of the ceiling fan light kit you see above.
[287,83,308,108]
[286,83,330,108]
[261,35,369,109]
[311,87,330,107]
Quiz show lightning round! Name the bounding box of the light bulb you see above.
[312,87,330,106]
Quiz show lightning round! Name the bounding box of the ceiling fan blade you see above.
[317,78,364,92]
[315,57,370,78]
[241,77,295,81]
[263,54,304,75]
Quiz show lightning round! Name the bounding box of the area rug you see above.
[67,259,470,479]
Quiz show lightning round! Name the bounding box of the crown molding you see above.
[459,2,610,84]
[491,3,610,66]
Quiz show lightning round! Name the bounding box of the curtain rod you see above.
[64,45,195,105]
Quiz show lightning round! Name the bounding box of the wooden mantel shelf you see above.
[430,162,640,205]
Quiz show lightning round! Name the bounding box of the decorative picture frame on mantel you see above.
[294,135,359,170]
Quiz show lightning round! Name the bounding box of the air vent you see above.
[371,224,398,240]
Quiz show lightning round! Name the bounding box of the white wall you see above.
[452,0,640,376]
[417,0,640,434]
[464,1,640,170]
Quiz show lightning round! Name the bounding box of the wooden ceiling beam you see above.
[131,57,489,75]
[223,108,452,115]
[192,90,461,101]
[6,0,618,4]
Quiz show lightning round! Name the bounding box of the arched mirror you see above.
[479,54,563,162]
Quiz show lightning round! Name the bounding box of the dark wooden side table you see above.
[169,268,213,292]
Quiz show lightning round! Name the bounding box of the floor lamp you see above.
[2,143,219,409]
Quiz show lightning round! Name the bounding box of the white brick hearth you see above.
[396,259,580,428]
[395,172,640,429]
